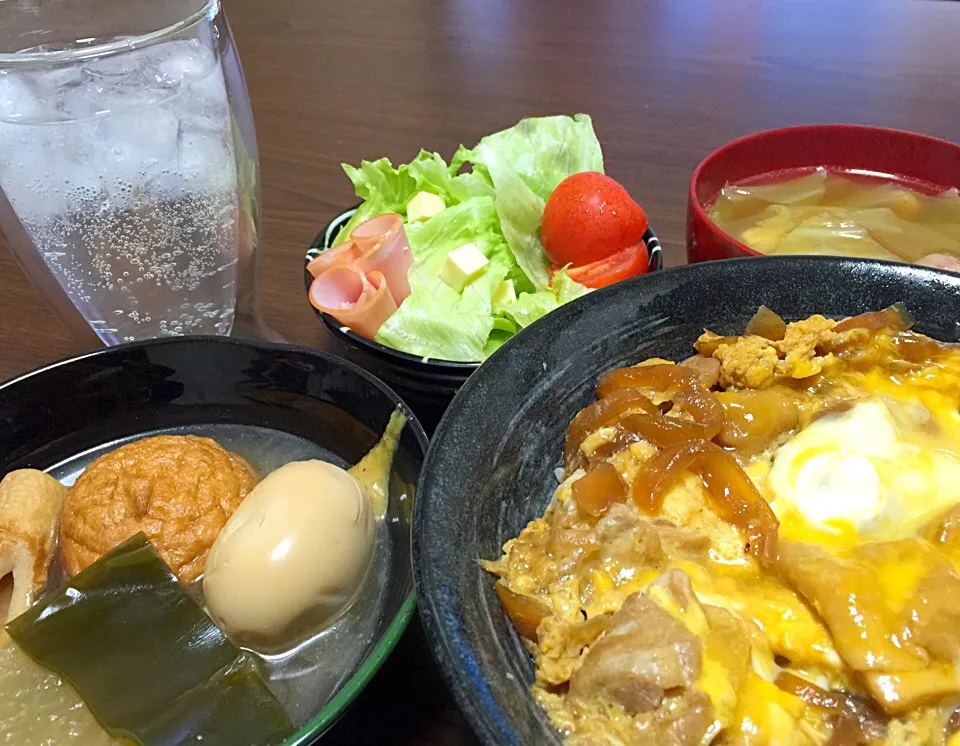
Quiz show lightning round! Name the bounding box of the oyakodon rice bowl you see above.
[413,256,960,746]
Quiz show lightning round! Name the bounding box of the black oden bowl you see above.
[413,256,960,746]
[0,337,428,745]
[304,207,664,433]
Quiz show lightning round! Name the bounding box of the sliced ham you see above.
[306,241,363,278]
[307,213,413,338]
[349,213,413,300]
[309,266,398,339]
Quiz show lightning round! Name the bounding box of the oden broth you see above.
[41,423,403,730]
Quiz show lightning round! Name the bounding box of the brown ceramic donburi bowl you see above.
[687,124,960,263]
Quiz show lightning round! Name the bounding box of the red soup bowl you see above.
[687,124,960,263]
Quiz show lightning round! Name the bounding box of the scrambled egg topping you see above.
[485,310,960,746]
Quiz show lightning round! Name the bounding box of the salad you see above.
[307,114,650,362]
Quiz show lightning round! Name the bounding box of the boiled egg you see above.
[765,398,960,548]
[203,460,375,652]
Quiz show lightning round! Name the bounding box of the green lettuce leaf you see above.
[463,114,604,198]
[496,288,556,330]
[405,197,532,292]
[407,151,494,204]
[375,264,508,362]
[477,150,551,291]
[332,155,423,245]
[494,268,590,331]
[457,114,604,291]
[482,328,515,357]
[343,157,418,207]
[552,267,591,303]
[333,151,494,245]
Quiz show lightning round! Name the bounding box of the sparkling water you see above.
[0,38,241,343]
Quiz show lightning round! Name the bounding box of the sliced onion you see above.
[775,671,846,710]
[564,389,657,472]
[495,582,552,642]
[631,439,778,566]
[834,303,914,334]
[571,462,625,517]
[678,355,721,388]
[744,305,787,341]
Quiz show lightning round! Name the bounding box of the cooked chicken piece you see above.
[904,562,960,662]
[777,541,928,673]
[566,572,728,744]
[549,495,601,564]
[637,690,714,746]
[653,520,711,556]
[536,613,611,686]
[594,503,664,567]
[647,569,750,729]
[560,688,714,746]
[569,590,701,714]
[862,664,960,715]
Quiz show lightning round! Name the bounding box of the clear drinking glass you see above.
[0,0,275,345]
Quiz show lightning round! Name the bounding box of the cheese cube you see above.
[440,243,488,292]
[406,191,446,223]
[491,279,517,307]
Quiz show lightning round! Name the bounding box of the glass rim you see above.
[0,0,218,66]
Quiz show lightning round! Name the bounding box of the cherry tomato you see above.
[541,172,648,267]
[564,240,649,289]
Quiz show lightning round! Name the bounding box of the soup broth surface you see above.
[707,166,960,267]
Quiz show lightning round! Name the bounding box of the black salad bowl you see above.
[304,206,664,433]
[411,256,960,746]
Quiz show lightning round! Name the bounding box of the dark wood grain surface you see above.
[2,0,960,742]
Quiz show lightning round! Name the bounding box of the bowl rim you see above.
[0,334,428,745]
[688,122,960,259]
[412,254,960,745]
[304,205,664,370]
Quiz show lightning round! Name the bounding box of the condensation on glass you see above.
[0,0,274,344]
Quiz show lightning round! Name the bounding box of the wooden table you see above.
[2,0,960,742]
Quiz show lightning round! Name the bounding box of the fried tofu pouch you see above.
[59,435,257,583]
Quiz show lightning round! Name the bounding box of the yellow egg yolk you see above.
[763,398,960,551]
